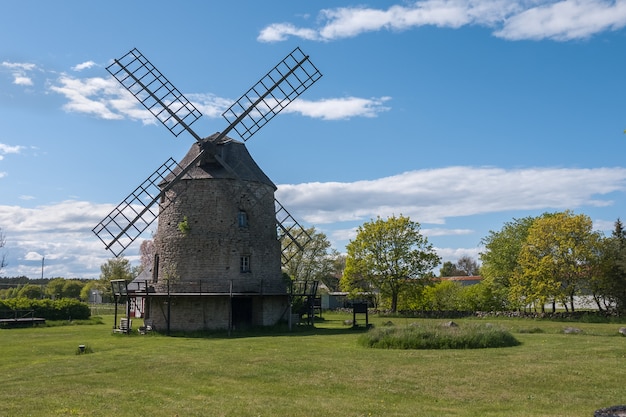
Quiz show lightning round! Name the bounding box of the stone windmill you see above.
[93,48,322,332]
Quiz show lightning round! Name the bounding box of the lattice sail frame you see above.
[93,158,190,257]
[93,47,321,261]
[275,199,311,265]
[106,48,203,138]
[222,47,322,141]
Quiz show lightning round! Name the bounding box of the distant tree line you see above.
[3,210,626,317]
[0,256,138,303]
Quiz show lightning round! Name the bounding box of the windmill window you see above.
[238,211,248,228]
[152,254,160,283]
[240,256,251,273]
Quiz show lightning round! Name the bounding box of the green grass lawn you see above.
[1,312,625,417]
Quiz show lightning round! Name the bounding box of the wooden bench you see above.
[0,317,46,328]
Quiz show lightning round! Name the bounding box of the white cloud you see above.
[258,23,320,42]
[49,75,390,122]
[24,251,44,261]
[285,97,391,120]
[0,143,24,155]
[1,61,37,86]
[0,201,143,278]
[72,61,96,71]
[495,0,626,41]
[1,62,36,71]
[276,166,626,225]
[187,93,235,118]
[13,76,33,86]
[436,246,484,265]
[48,75,154,122]
[0,143,24,178]
[423,228,475,237]
[258,0,626,42]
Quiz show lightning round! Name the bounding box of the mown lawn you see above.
[1,312,624,417]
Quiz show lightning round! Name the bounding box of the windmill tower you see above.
[93,48,322,332]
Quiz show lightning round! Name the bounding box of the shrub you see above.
[0,298,90,320]
[358,322,521,349]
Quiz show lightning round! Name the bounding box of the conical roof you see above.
[164,133,276,190]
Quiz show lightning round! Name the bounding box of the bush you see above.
[0,298,91,320]
[358,322,521,349]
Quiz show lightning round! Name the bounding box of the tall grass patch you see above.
[359,321,521,349]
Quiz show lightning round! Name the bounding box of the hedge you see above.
[0,298,91,320]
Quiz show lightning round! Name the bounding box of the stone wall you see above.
[146,294,289,332]
[153,177,285,295]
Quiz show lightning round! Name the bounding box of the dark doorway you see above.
[231,297,253,328]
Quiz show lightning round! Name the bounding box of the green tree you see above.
[421,280,463,310]
[325,255,346,292]
[80,280,97,302]
[282,227,339,289]
[45,278,66,300]
[17,284,44,299]
[439,261,462,277]
[479,216,536,309]
[341,215,440,312]
[98,258,133,301]
[460,282,505,311]
[439,256,480,277]
[62,280,84,299]
[594,219,626,313]
[139,239,155,275]
[514,211,602,312]
[456,255,480,276]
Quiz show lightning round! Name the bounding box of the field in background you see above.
[1,312,625,417]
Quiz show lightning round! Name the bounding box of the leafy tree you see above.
[456,256,480,276]
[139,239,155,275]
[325,254,346,292]
[460,282,506,311]
[593,219,626,313]
[440,256,480,277]
[17,284,44,299]
[79,280,97,302]
[420,280,463,310]
[281,227,340,290]
[98,258,133,301]
[479,216,536,309]
[341,215,440,312]
[45,278,66,299]
[62,280,84,299]
[514,211,602,312]
[439,261,463,277]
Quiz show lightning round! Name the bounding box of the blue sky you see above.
[2,0,626,278]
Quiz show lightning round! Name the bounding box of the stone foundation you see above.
[145,294,289,332]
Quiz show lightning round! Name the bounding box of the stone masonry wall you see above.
[146,295,289,331]
[153,177,285,295]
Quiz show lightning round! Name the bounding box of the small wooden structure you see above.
[111,279,131,333]
[0,310,45,328]
[290,280,319,328]
[351,302,369,328]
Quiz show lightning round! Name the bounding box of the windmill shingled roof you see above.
[163,133,276,189]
